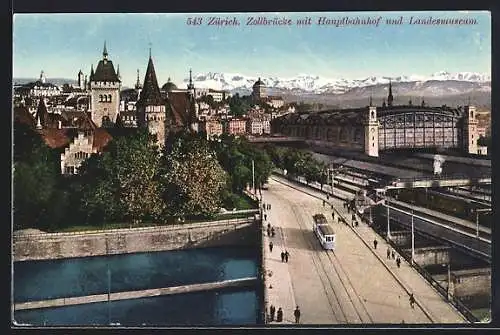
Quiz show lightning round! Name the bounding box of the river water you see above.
[13,246,261,326]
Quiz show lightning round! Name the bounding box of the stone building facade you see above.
[89,42,121,127]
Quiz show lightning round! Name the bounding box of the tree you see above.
[161,135,227,219]
[13,123,60,230]
[78,129,164,225]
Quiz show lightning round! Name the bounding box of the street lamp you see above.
[475,208,491,238]
[252,159,255,195]
[386,194,391,240]
[411,203,415,265]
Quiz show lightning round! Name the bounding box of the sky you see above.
[13,11,491,88]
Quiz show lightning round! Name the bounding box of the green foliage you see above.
[13,121,60,230]
[79,129,164,225]
[161,135,227,219]
[228,93,252,117]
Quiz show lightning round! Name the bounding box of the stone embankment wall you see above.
[13,218,259,262]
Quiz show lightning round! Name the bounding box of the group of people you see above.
[267,305,301,323]
[386,247,403,268]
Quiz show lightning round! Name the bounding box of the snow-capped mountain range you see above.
[183,71,490,96]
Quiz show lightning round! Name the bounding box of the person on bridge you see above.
[264,214,267,221]
[269,241,274,252]
[271,227,276,237]
[391,250,395,260]
[268,204,271,210]
[267,227,271,237]
[409,293,415,308]
[332,212,335,220]
[373,239,378,249]
[396,257,401,268]
[269,305,276,321]
[276,307,283,322]
[294,306,301,323]
[285,250,290,263]
[323,200,326,207]
[387,247,391,259]
[281,251,285,262]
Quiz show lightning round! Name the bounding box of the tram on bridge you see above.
[313,214,336,250]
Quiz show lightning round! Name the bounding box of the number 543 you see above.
[187,17,203,25]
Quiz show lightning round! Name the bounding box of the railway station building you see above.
[271,82,480,157]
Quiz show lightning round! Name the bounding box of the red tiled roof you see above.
[14,106,35,128]
[38,128,73,149]
[167,91,192,126]
[92,128,113,151]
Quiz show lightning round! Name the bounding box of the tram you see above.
[313,214,336,250]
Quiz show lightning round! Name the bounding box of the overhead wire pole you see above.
[252,159,255,195]
[411,205,415,265]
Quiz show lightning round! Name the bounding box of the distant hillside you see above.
[13,78,77,86]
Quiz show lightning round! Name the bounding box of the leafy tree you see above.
[13,123,60,230]
[161,135,227,219]
[78,129,164,225]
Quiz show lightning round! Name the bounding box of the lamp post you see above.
[386,195,391,240]
[447,262,451,301]
[106,235,111,325]
[475,208,491,238]
[411,204,415,265]
[252,159,255,195]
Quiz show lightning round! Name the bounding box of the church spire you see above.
[369,95,373,107]
[387,80,393,107]
[138,54,163,105]
[116,64,121,80]
[103,41,108,60]
[188,69,194,90]
[135,69,142,89]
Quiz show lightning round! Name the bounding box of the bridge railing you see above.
[395,246,480,323]
[390,173,491,184]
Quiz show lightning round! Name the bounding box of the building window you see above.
[108,94,112,103]
[64,166,76,175]
[99,95,103,102]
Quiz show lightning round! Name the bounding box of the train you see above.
[313,213,336,250]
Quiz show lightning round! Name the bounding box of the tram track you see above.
[286,198,370,323]
[284,199,348,323]
[271,176,437,323]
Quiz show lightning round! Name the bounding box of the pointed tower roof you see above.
[35,97,48,127]
[93,43,120,82]
[90,64,95,81]
[187,68,194,90]
[116,64,121,79]
[138,55,164,106]
[103,41,108,59]
[135,69,142,89]
[387,80,394,106]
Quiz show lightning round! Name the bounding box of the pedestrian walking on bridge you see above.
[269,305,276,321]
[373,239,378,249]
[264,214,267,221]
[284,250,290,263]
[409,293,415,309]
[332,212,335,220]
[281,251,285,262]
[391,250,395,259]
[396,257,401,268]
[271,227,276,237]
[294,306,301,324]
[276,307,283,322]
[269,241,274,252]
[387,247,391,259]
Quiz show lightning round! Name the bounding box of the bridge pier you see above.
[402,246,451,267]
[387,230,411,247]
[434,268,491,309]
